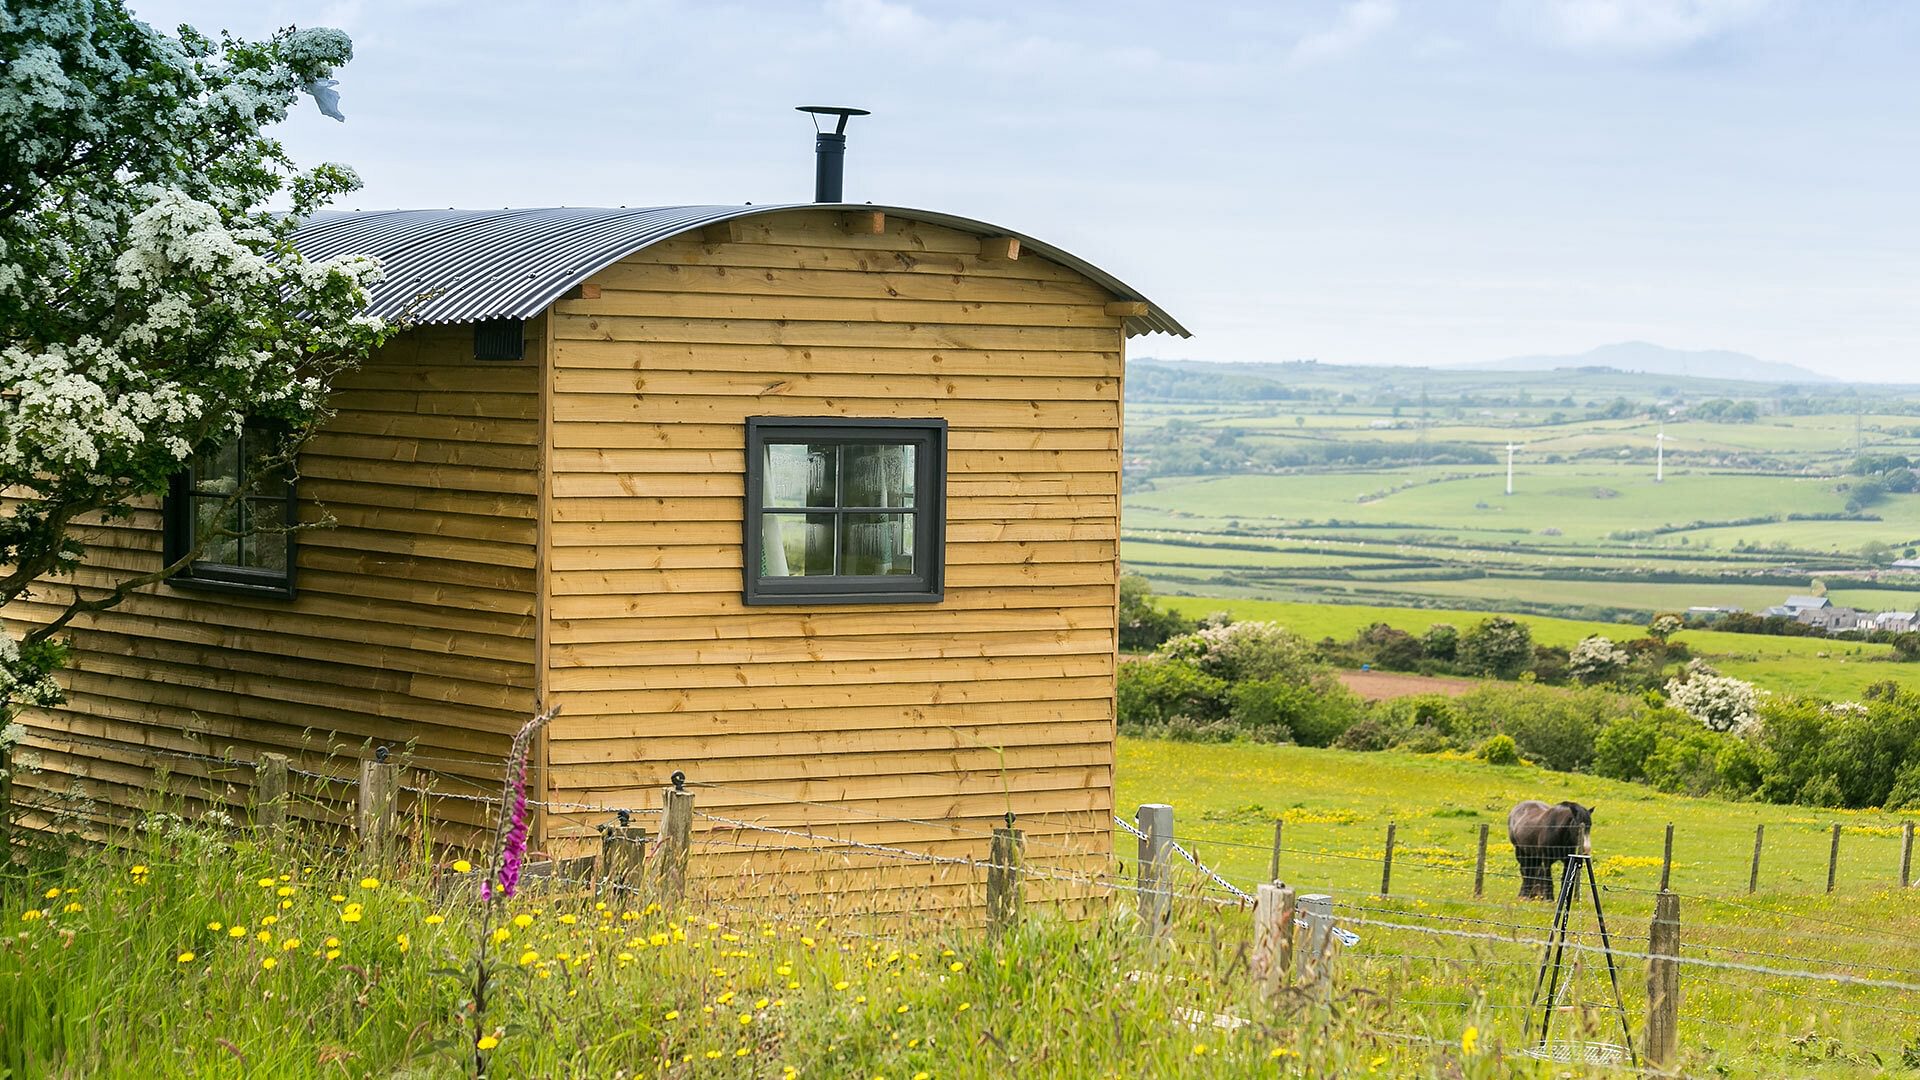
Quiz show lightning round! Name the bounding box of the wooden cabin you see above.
[3,202,1184,908]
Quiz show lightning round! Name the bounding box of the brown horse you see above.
[1507,800,1593,901]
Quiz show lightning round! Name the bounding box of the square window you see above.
[743,418,946,605]
[162,425,298,598]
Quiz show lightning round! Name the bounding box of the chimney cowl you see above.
[796,105,869,203]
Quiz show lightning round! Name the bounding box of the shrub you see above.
[1118,574,1193,652]
[1226,677,1333,744]
[1421,623,1459,662]
[1664,662,1760,733]
[1477,733,1521,766]
[1351,622,1423,672]
[1647,612,1685,642]
[1569,635,1629,685]
[1117,657,1227,734]
[1161,621,1320,684]
[1454,682,1620,772]
[1528,645,1571,685]
[1333,717,1396,752]
[1886,760,1920,810]
[1459,616,1534,679]
[1373,694,1483,747]
[1593,709,1667,783]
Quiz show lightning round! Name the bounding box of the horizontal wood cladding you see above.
[2,325,542,834]
[544,210,1124,889]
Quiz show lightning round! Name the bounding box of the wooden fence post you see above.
[659,774,695,906]
[357,751,399,870]
[1251,883,1296,996]
[1827,822,1841,894]
[255,753,290,833]
[1136,803,1174,937]
[1748,824,1763,894]
[1294,893,1335,995]
[987,824,1024,934]
[1473,823,1490,899]
[1380,821,1396,897]
[1646,891,1681,1072]
[1268,819,1283,883]
[1659,822,1674,891]
[1902,822,1914,889]
[600,810,649,898]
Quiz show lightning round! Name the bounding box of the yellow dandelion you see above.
[558,914,577,925]
[1192,1043,1208,1057]
[620,911,638,921]
[358,877,380,890]
[738,1014,752,1027]
[131,865,148,876]
[834,980,851,991]
[206,921,222,932]
[895,1004,909,1015]
[43,888,60,899]
[279,900,293,910]
[329,894,346,902]
[20,909,44,922]
[325,949,341,961]
[704,1050,723,1060]
[512,913,534,929]
[282,938,302,951]
[617,951,634,963]
[276,886,295,898]
[787,981,800,990]
[518,950,539,966]
[257,877,276,888]
[948,961,965,973]
[395,934,410,952]
[736,1047,751,1058]
[452,859,473,874]
[755,998,769,1010]
[776,964,793,976]
[340,910,362,924]
[491,927,511,944]
[62,902,83,913]
[424,913,445,926]
[325,937,341,948]
[176,951,195,963]
[261,957,278,970]
[256,930,273,944]
[228,926,247,939]
[854,995,867,1005]
[476,1035,499,1051]
[1462,1026,1479,1055]
[956,1002,971,1013]
[664,1010,681,1021]
[261,915,278,927]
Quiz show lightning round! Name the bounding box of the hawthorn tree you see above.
[0,1,387,720]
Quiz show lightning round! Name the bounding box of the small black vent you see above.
[474,318,525,361]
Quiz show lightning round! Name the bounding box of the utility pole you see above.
[1505,441,1519,496]
[1655,427,1666,483]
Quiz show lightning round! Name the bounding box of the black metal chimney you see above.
[796,106,869,203]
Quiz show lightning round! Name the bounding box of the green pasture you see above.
[1151,595,1915,699]
[1117,738,1920,1078]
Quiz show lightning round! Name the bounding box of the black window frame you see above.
[743,417,947,606]
[162,425,299,599]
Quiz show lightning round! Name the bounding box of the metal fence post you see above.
[1136,803,1174,937]
[1748,824,1763,894]
[1380,821,1396,897]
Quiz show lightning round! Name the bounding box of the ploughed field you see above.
[1117,736,1920,1078]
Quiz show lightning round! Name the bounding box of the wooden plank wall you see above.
[542,209,1126,905]
[1,321,544,843]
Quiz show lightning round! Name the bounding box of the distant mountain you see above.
[1463,342,1836,384]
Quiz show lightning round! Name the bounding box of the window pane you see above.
[842,443,915,508]
[761,513,837,576]
[241,430,292,493]
[763,443,837,508]
[191,437,241,497]
[193,497,241,566]
[248,501,288,571]
[840,513,916,576]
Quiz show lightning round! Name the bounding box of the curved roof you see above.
[292,204,1187,338]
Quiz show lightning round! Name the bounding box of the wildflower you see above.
[1192,1043,1208,1056]
[518,950,539,966]
[491,927,511,944]
[755,998,769,1010]
[395,934,410,952]
[476,1035,499,1051]
[340,910,362,924]
[130,865,148,876]
[282,938,302,951]
[176,951,195,963]
[559,914,577,925]
[664,1010,680,1021]
[895,1004,909,1015]
[1462,1026,1479,1055]
[716,991,736,1005]
[705,1050,723,1060]
[256,929,273,944]
[914,1073,931,1080]
[43,888,60,899]
[513,914,534,929]
[948,962,965,973]
[738,1014,752,1027]
[736,1048,751,1058]
[648,932,670,947]
[452,859,473,874]
[62,902,83,913]
[325,949,341,961]
[330,894,346,903]
[854,996,867,1005]
[484,715,550,902]
[325,937,341,948]
[228,926,247,938]
[956,1002,971,1013]
[776,964,793,977]
[258,877,276,888]
[834,981,851,991]
[279,900,293,910]
[425,914,445,925]
[277,886,295,898]
[261,957,278,970]
[261,915,278,927]
[617,952,635,963]
[206,922,222,932]
[359,877,381,890]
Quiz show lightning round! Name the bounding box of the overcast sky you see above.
[139,0,1918,380]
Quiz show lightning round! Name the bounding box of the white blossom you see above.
[1665,661,1761,734]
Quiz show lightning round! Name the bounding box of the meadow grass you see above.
[1152,595,1914,699]
[1,821,1608,1079]
[1116,737,1920,1078]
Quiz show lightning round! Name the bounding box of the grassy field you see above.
[1155,595,1914,699]
[1116,737,1920,1078]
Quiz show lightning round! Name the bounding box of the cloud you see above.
[1289,1,1398,66]
[1513,0,1784,53]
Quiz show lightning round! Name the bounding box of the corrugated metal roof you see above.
[292,204,1187,337]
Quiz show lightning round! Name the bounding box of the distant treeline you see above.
[1129,423,1492,477]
